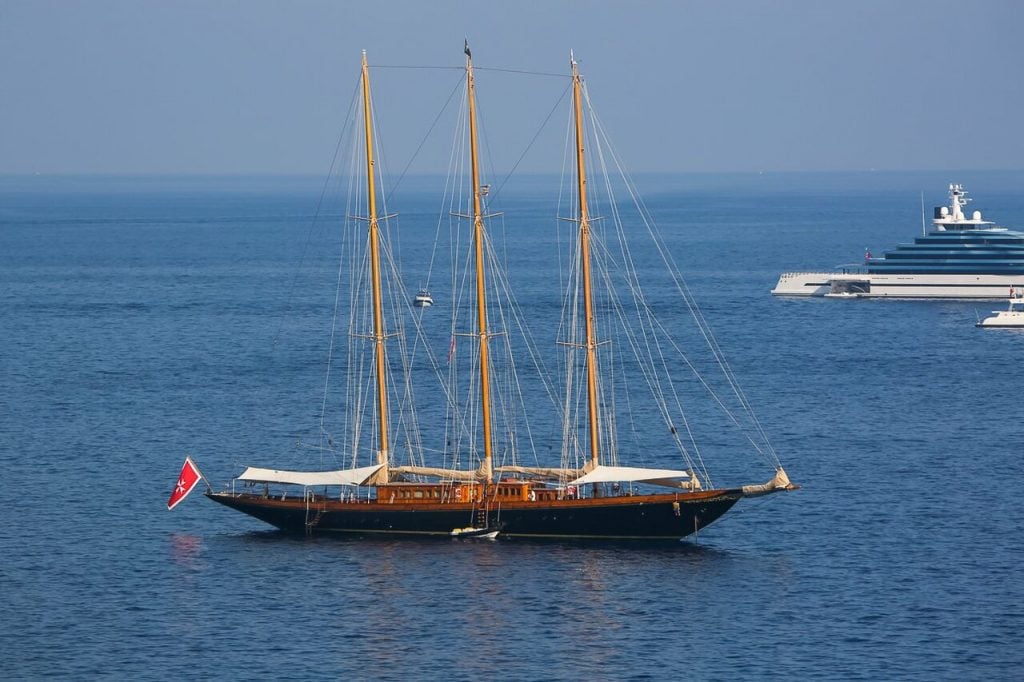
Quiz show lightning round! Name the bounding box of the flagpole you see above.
[187,454,211,492]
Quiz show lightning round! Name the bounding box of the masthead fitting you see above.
[464,39,471,58]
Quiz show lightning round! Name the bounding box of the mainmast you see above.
[465,41,494,481]
[361,51,389,482]
[572,53,601,472]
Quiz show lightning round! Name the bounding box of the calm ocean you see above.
[2,171,1023,679]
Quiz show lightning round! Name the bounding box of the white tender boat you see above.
[450,527,500,539]
[977,292,1024,328]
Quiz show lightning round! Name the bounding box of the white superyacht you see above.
[773,184,1024,298]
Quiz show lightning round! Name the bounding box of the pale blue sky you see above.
[2,0,1022,174]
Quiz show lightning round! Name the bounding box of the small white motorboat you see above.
[413,290,433,308]
[450,526,499,539]
[977,292,1024,328]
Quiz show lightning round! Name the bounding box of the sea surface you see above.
[3,170,1023,680]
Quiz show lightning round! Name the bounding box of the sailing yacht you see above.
[205,46,796,540]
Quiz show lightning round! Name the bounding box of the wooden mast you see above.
[361,51,389,482]
[465,41,494,481]
[572,53,601,473]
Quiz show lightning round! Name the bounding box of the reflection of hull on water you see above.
[207,490,741,540]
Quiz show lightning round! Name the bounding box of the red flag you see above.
[447,336,456,364]
[167,456,203,510]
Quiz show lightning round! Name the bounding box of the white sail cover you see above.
[390,465,484,482]
[569,465,691,488]
[237,463,383,487]
[495,465,584,480]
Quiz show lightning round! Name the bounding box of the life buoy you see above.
[528,490,536,502]
[454,486,463,499]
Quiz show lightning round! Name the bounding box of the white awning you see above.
[569,465,691,486]
[237,463,383,487]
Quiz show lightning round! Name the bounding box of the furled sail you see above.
[391,464,490,482]
[740,467,796,497]
[494,465,585,480]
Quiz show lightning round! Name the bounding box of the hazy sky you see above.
[2,0,1022,175]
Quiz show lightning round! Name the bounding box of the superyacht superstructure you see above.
[773,184,1024,298]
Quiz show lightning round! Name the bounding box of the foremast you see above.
[465,42,495,481]
[571,54,601,474]
[361,51,390,484]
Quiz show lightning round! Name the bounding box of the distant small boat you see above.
[977,291,1024,328]
[450,526,499,539]
[413,290,433,307]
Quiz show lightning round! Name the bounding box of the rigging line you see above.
[374,63,568,78]
[587,188,758,473]
[421,90,467,296]
[384,72,465,202]
[554,105,576,354]
[475,66,569,78]
[590,232,687,451]
[321,127,363,463]
[590,147,700,472]
[259,80,359,461]
[372,64,464,71]
[387,243,436,470]
[481,221,566,424]
[378,241,414,456]
[489,83,571,202]
[584,88,779,467]
[374,226,478,457]
[482,233,550,464]
[582,110,711,480]
[273,77,361,352]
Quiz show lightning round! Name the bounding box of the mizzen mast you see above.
[361,51,390,482]
[571,53,601,472]
[465,41,495,480]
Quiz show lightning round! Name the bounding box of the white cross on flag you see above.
[167,456,203,510]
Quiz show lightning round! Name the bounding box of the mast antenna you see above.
[920,191,926,236]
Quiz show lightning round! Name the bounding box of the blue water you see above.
[3,171,1024,679]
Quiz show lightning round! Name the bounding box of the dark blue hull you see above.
[207,490,743,540]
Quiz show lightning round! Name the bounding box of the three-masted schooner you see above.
[205,46,797,540]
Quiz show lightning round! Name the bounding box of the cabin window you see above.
[414,491,424,499]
